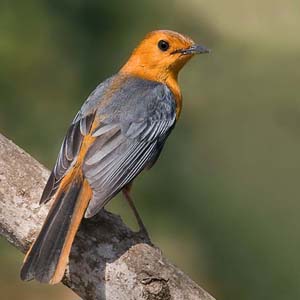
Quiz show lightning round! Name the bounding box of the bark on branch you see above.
[0,133,215,300]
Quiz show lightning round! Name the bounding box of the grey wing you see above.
[83,84,176,218]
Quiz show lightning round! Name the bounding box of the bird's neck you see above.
[120,63,182,119]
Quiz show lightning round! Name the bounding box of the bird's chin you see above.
[168,55,192,74]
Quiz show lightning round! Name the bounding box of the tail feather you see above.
[20,173,92,284]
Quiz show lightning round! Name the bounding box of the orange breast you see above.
[166,75,182,119]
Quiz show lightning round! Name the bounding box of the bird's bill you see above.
[173,44,211,55]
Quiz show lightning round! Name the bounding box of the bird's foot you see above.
[138,227,153,245]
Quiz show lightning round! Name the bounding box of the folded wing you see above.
[83,81,176,217]
[40,76,176,219]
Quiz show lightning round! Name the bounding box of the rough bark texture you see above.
[0,133,215,300]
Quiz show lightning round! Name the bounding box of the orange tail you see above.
[20,171,92,284]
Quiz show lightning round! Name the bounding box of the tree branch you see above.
[0,133,215,300]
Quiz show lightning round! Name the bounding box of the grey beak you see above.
[173,44,211,55]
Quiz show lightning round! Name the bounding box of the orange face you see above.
[121,30,210,82]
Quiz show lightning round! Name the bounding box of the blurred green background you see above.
[1,0,300,299]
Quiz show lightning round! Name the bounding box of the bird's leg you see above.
[122,184,151,242]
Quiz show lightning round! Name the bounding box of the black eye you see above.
[158,40,170,51]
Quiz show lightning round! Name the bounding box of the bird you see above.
[20,29,210,284]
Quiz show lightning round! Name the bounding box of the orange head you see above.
[120,30,210,83]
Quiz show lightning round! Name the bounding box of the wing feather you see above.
[83,82,176,218]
